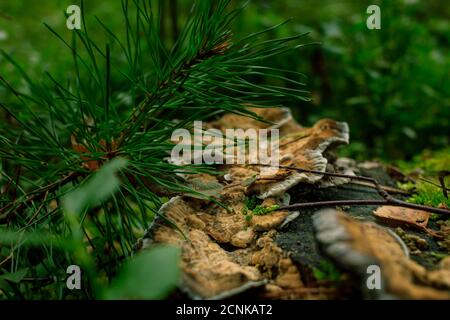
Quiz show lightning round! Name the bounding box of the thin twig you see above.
[25,191,49,226]
[0,172,80,221]
[438,174,448,199]
[418,177,450,194]
[0,253,13,268]
[249,164,450,215]
[348,180,410,196]
[280,199,450,216]
[251,164,392,200]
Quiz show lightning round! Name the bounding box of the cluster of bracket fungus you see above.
[141,108,351,299]
[140,107,450,300]
[142,194,302,299]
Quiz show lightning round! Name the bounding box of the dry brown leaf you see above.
[374,206,430,228]
[373,206,441,237]
[71,135,118,171]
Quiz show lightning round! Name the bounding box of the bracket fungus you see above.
[215,109,350,199]
[142,193,302,299]
[138,108,355,299]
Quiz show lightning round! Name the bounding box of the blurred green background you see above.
[1,0,448,160]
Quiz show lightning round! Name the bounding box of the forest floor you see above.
[141,107,450,300]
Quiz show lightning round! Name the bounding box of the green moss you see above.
[396,148,450,208]
[407,182,450,208]
[252,204,280,216]
[430,213,441,221]
[429,252,448,260]
[241,196,280,221]
[312,260,342,282]
[397,181,416,192]
[244,195,259,211]
[397,148,450,174]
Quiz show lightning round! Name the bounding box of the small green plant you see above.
[396,148,450,209]
[429,252,448,260]
[407,182,450,208]
[397,148,450,175]
[244,195,259,211]
[313,260,342,282]
[241,195,279,221]
[252,204,280,216]
[430,213,441,221]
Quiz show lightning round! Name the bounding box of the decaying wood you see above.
[141,107,450,300]
[313,209,450,299]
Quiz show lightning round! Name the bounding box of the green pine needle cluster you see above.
[0,0,309,299]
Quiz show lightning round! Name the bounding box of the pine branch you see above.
[117,36,231,147]
[0,0,311,298]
